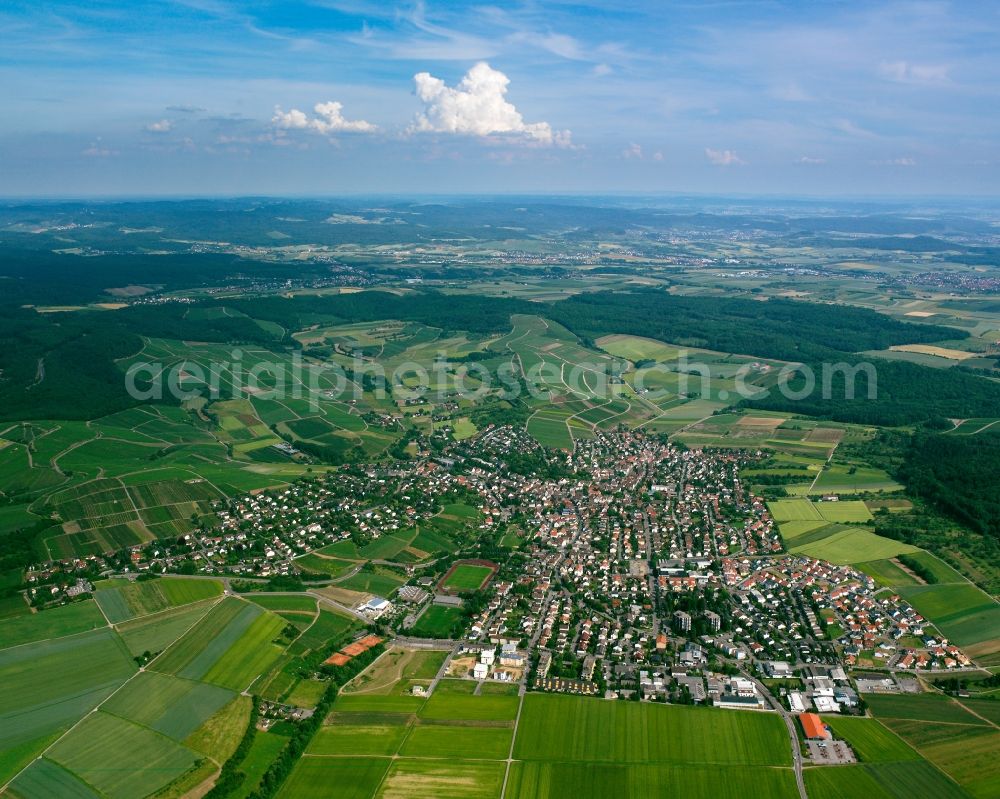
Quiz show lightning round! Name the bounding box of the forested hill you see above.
[547,289,963,362]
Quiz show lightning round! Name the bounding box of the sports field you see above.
[440,563,495,592]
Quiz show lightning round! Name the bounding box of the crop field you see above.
[309,718,411,756]
[768,499,823,522]
[878,716,1000,799]
[5,757,102,799]
[94,576,222,623]
[819,717,919,763]
[115,598,217,657]
[897,582,1000,653]
[513,695,790,766]
[101,671,235,740]
[0,600,106,649]
[276,758,391,799]
[813,500,874,523]
[0,628,136,755]
[150,596,286,690]
[864,693,988,725]
[293,609,358,653]
[379,760,505,799]
[788,527,919,565]
[804,761,969,799]
[46,711,199,799]
[247,594,318,613]
[506,762,798,799]
[400,725,513,759]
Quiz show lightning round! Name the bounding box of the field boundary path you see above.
[499,691,526,799]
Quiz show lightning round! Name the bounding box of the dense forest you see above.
[899,432,1000,539]
[548,289,961,362]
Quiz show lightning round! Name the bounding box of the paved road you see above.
[744,671,807,799]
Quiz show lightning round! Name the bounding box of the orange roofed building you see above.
[800,712,831,740]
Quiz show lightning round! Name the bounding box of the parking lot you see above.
[807,739,856,765]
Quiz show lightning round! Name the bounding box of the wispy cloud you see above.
[878,60,950,86]
[705,147,744,166]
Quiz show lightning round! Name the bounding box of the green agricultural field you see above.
[514,695,790,766]
[293,609,358,652]
[820,716,919,763]
[881,719,1000,799]
[46,711,199,799]
[0,628,136,754]
[295,553,357,577]
[399,724,513,759]
[507,762,799,799]
[94,576,222,623]
[308,720,410,756]
[101,671,235,740]
[184,695,253,762]
[864,693,988,725]
[276,757,390,799]
[115,598,217,657]
[857,559,920,588]
[0,600,106,649]
[247,594,318,613]
[150,596,287,690]
[768,499,823,522]
[815,500,874,523]
[5,758,102,799]
[804,761,969,799]
[200,610,287,691]
[338,569,406,596]
[379,759,506,799]
[897,582,1000,651]
[441,564,494,591]
[418,692,519,723]
[789,527,919,564]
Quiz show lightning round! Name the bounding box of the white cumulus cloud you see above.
[705,148,745,166]
[272,101,377,135]
[145,119,173,133]
[622,142,643,159]
[410,62,570,146]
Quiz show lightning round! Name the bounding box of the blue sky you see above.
[1,0,998,196]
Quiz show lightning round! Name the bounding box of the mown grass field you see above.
[0,600,106,649]
[506,762,798,799]
[819,716,920,763]
[804,761,970,799]
[512,695,790,766]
